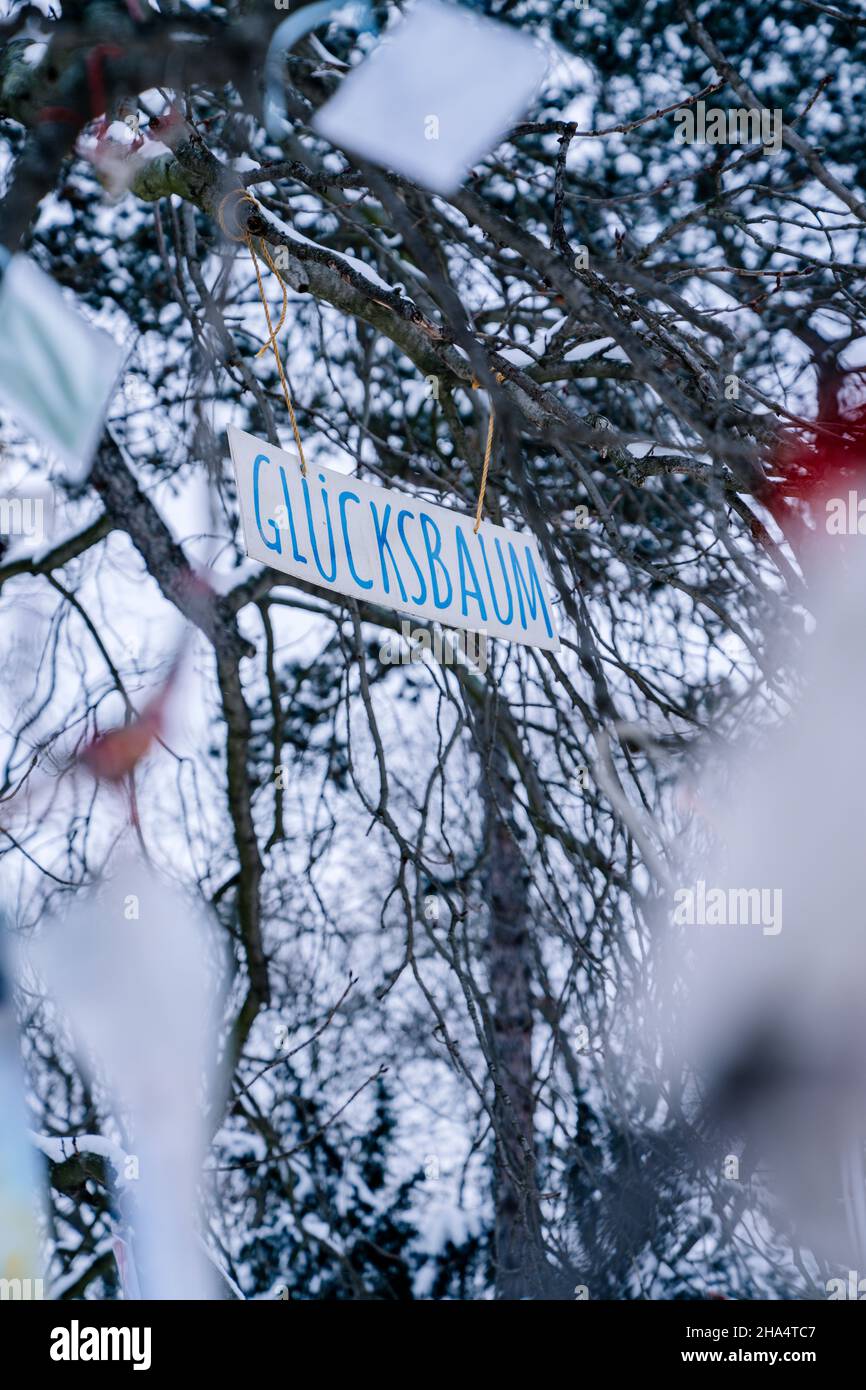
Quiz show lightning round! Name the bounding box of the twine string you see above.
[219,188,508,522]
[217,188,307,476]
[470,373,505,533]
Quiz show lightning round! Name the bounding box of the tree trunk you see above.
[482,733,544,1298]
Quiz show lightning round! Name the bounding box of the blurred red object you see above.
[79,661,179,784]
[763,392,866,557]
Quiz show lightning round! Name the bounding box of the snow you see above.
[49,1240,116,1299]
[312,0,549,195]
[257,206,398,296]
[29,1131,130,1187]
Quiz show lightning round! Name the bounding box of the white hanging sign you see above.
[311,0,548,196]
[0,254,122,479]
[228,425,559,652]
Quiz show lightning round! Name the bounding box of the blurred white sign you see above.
[0,255,122,479]
[34,852,221,1300]
[313,0,548,194]
[0,958,44,1294]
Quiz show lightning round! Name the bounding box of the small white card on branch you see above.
[0,255,122,479]
[313,0,548,195]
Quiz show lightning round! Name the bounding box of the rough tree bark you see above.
[482,723,545,1299]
